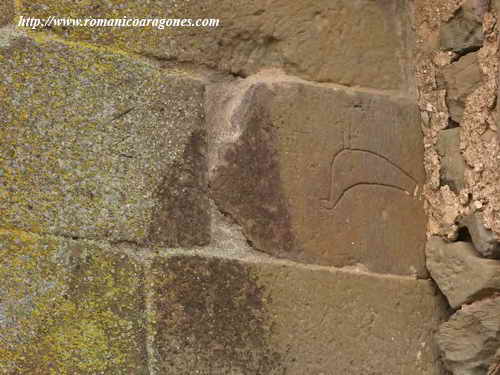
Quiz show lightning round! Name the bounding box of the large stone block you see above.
[208,76,427,276]
[149,252,446,374]
[0,32,209,246]
[0,229,147,374]
[19,0,413,91]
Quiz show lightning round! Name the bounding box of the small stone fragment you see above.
[462,214,500,258]
[437,295,500,375]
[426,236,500,308]
[442,52,482,123]
[436,128,467,192]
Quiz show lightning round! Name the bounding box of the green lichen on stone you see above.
[18,0,181,57]
[0,32,205,244]
[0,229,147,374]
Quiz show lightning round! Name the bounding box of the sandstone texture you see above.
[208,76,427,276]
[426,236,500,308]
[149,253,447,375]
[0,33,209,246]
[19,0,413,91]
[0,229,147,374]
[0,0,15,27]
[0,0,456,373]
[437,296,500,375]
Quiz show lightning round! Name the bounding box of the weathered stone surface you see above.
[0,0,15,27]
[150,252,447,374]
[0,229,147,374]
[0,33,209,246]
[437,295,500,375]
[440,0,485,53]
[19,0,414,91]
[208,76,427,276]
[461,214,500,259]
[442,52,482,123]
[437,128,467,192]
[426,236,500,308]
[148,128,210,247]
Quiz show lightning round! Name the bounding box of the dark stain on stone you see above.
[152,255,284,374]
[148,129,211,247]
[210,84,298,257]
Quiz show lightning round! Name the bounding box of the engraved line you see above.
[321,182,411,211]
[338,148,418,184]
[321,148,418,209]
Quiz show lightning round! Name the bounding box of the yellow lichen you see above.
[0,229,146,374]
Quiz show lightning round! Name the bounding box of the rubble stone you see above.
[426,236,500,308]
[440,0,485,53]
[436,128,467,192]
[462,214,500,259]
[437,295,500,375]
[442,52,482,123]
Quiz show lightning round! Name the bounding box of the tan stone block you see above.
[0,33,209,246]
[0,229,147,374]
[19,0,413,90]
[150,252,447,374]
[209,76,427,276]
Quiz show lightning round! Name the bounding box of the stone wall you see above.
[0,1,456,374]
[415,0,500,374]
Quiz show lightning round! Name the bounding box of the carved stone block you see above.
[208,77,427,276]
